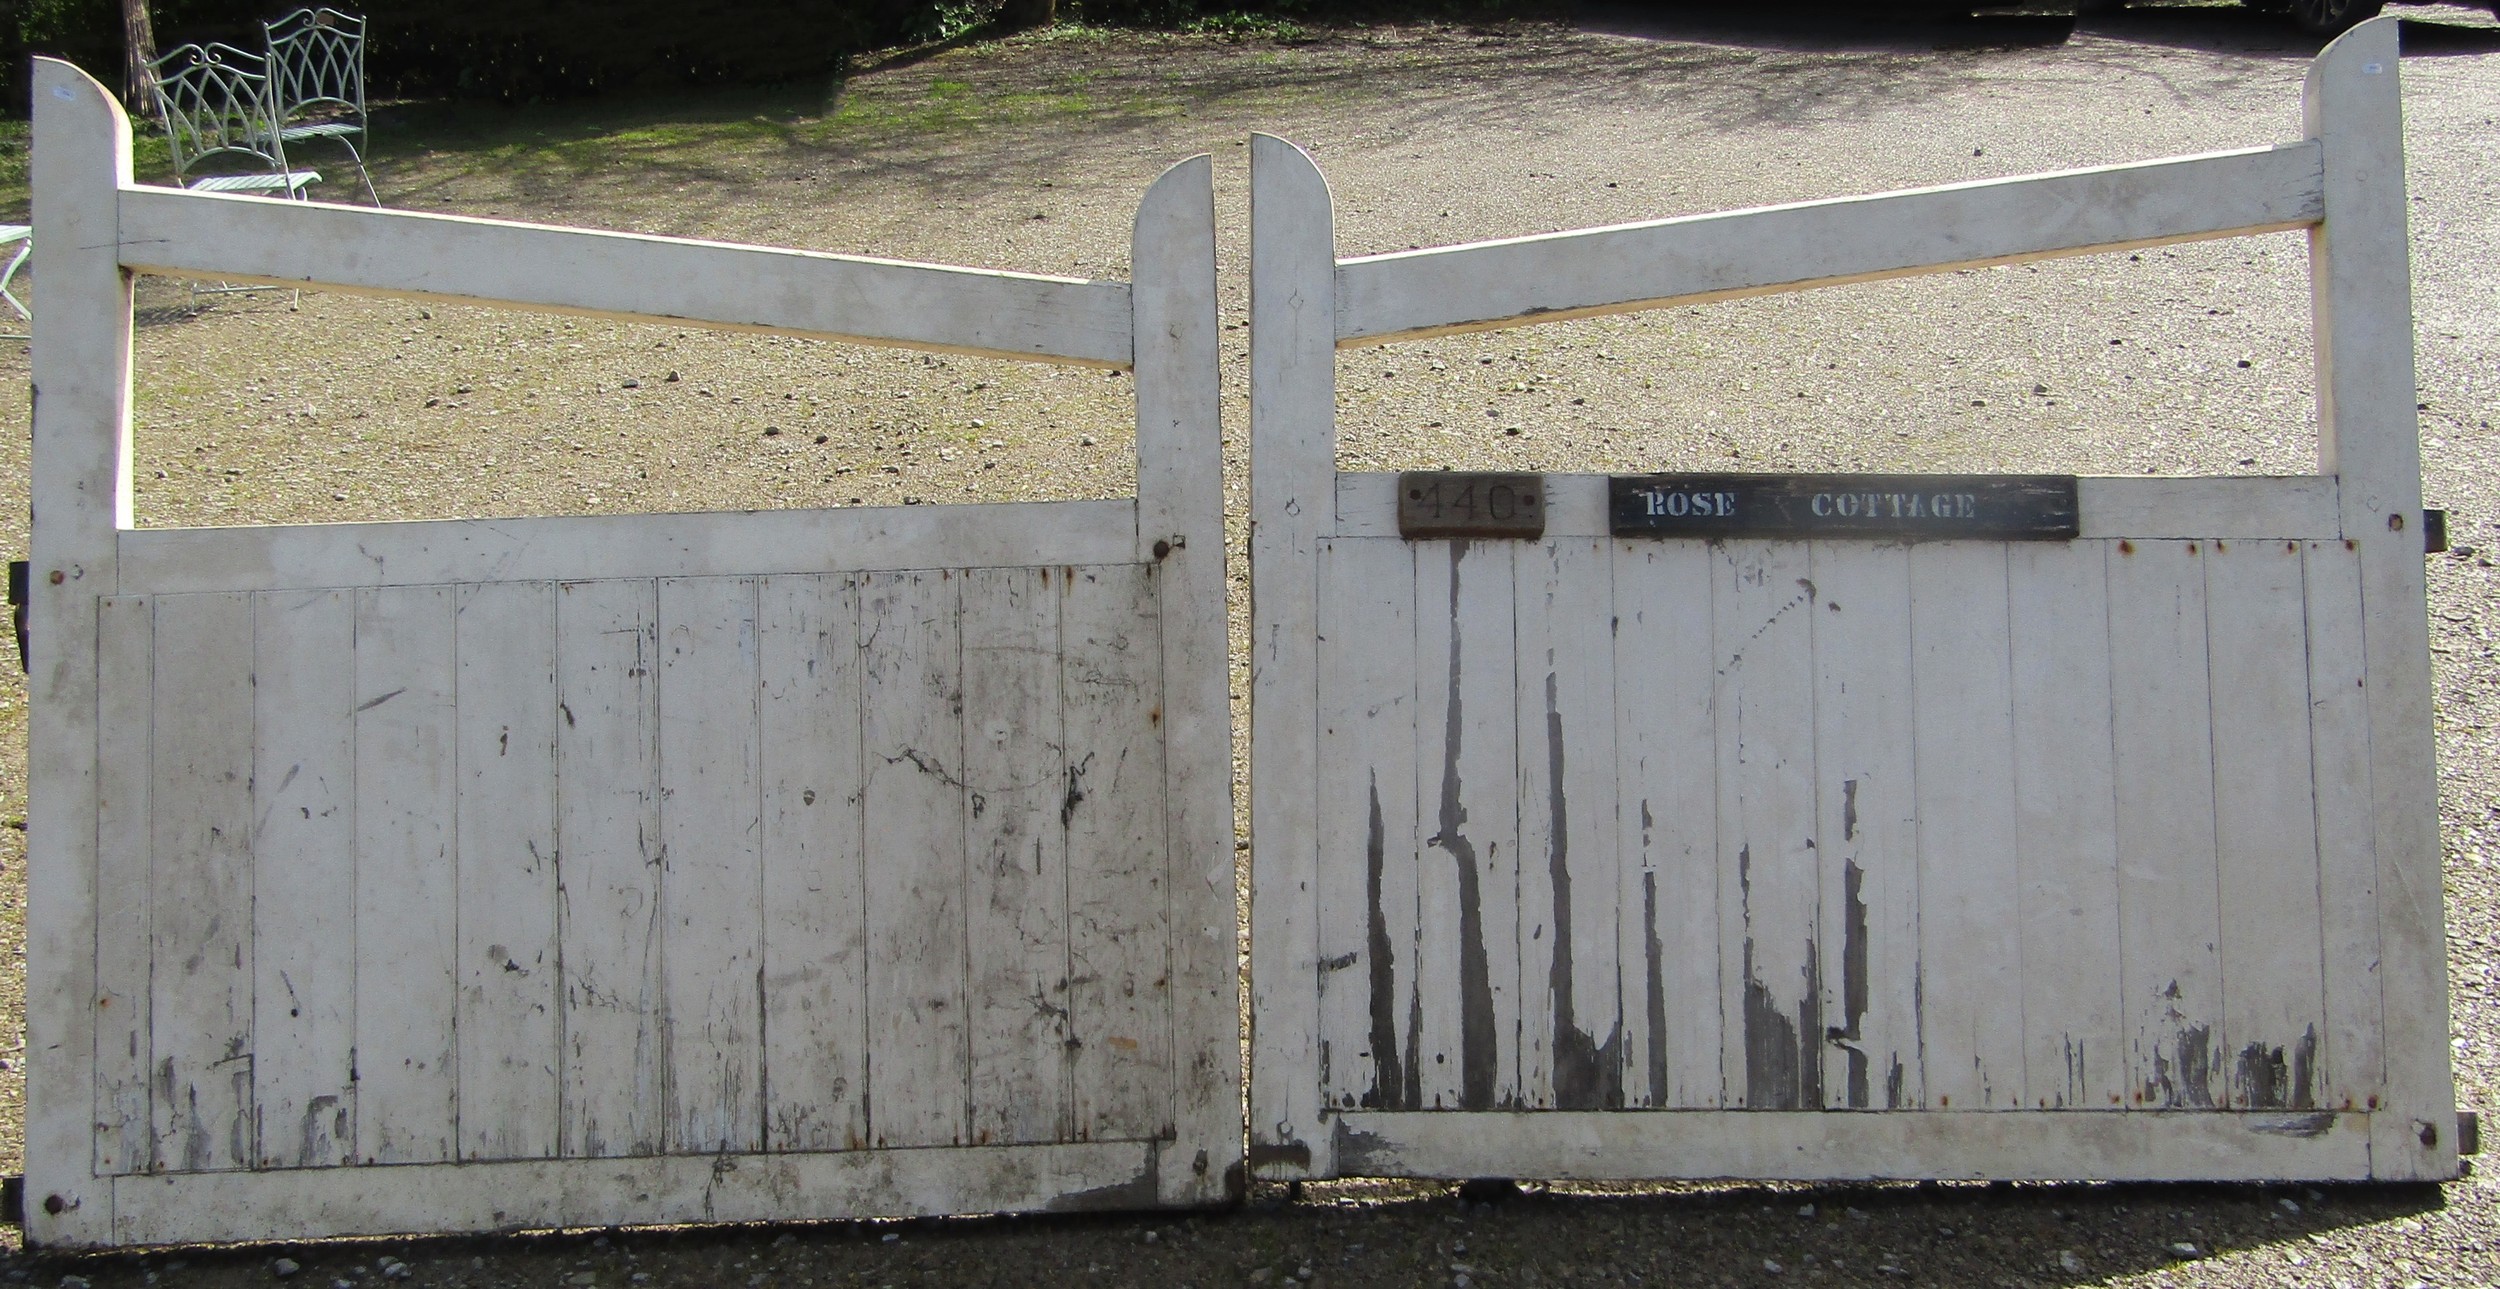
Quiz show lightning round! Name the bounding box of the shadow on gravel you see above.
[0,1176,2452,1288]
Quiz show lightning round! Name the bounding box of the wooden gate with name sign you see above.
[1247,20,2455,1184]
[23,59,1238,1247]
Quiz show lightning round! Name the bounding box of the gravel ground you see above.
[0,3,2497,1284]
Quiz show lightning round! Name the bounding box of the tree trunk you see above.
[121,0,159,119]
[999,0,1057,31]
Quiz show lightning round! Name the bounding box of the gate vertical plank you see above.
[1316,539,1420,1113]
[2205,541,2328,1110]
[960,566,1072,1146]
[2107,541,2223,1109]
[1514,539,1621,1110]
[859,570,969,1148]
[2301,541,2382,1113]
[1065,563,1173,1141]
[657,577,766,1154]
[1415,541,1520,1110]
[251,589,359,1168]
[1611,541,1720,1109]
[26,57,136,1243]
[454,580,562,1161]
[758,574,871,1152]
[1131,151,1239,1203]
[1808,542,1920,1111]
[1909,544,2022,1109]
[554,579,664,1158]
[2306,18,2451,1178]
[1713,541,1820,1110]
[2008,543,2125,1111]
[148,592,258,1172]
[353,586,459,1164]
[94,597,154,1177]
[1248,132,1338,1176]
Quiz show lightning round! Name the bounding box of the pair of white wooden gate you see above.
[22,59,1238,1246]
[1246,18,2456,1186]
[24,18,2459,1251]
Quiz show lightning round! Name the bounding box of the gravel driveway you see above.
[0,3,2496,1284]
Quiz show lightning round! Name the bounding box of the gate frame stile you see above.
[1245,18,2455,1185]
[22,56,1239,1247]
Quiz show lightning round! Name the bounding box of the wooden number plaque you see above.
[1398,471,1547,540]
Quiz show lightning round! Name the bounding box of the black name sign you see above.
[1610,473,2079,541]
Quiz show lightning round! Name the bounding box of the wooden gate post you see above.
[1129,154,1245,1204]
[25,57,139,1247]
[2305,19,2455,1183]
[1247,133,1336,1181]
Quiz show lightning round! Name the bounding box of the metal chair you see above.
[263,8,378,205]
[148,42,323,199]
[0,225,29,340]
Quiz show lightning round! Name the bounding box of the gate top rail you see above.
[53,59,1134,369]
[1333,142,2323,347]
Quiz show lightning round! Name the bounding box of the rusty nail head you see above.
[2388,512,2406,532]
[1153,539,1172,560]
[42,1193,64,1215]
[2419,1119,2440,1149]
[46,569,62,585]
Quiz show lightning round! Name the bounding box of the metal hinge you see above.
[5,559,25,674]
[2461,1110,2481,1157]
[2424,508,2450,555]
[1,1173,22,1227]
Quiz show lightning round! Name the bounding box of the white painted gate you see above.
[23,59,1238,1246]
[1248,20,2455,1184]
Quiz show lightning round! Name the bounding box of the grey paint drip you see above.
[1429,542,1499,1110]
[2151,1022,2216,1108]
[1736,844,1824,1110]
[1838,857,1871,1108]
[2236,1026,2320,1110]
[1363,774,1409,1109]
[1544,672,1623,1109]
[1643,859,1668,1107]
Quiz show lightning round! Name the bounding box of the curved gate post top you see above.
[2304,14,2454,1184]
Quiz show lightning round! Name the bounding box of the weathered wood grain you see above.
[1315,539,1420,1113]
[1065,564,1173,1141]
[26,56,139,1244]
[1128,153,1243,1203]
[2006,543,2125,1111]
[454,581,562,1161]
[1414,541,1521,1110]
[118,500,1141,596]
[657,577,767,1154]
[1909,544,2022,1110]
[108,1140,1160,1245]
[1334,143,2322,345]
[1807,542,1920,1111]
[960,567,1072,1146]
[2107,542,2224,1110]
[1609,541,1721,1110]
[1713,542,1820,1110]
[2300,542,2382,1114]
[1247,132,1339,1178]
[250,589,359,1169]
[352,586,460,1164]
[859,570,970,1148]
[1513,539,1621,1110]
[93,598,155,1177]
[2204,540,2327,1110]
[1328,1109,2371,1181]
[553,579,665,1158]
[148,593,257,1174]
[757,575,871,1152]
[115,187,1134,368]
[2306,18,2453,1180]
